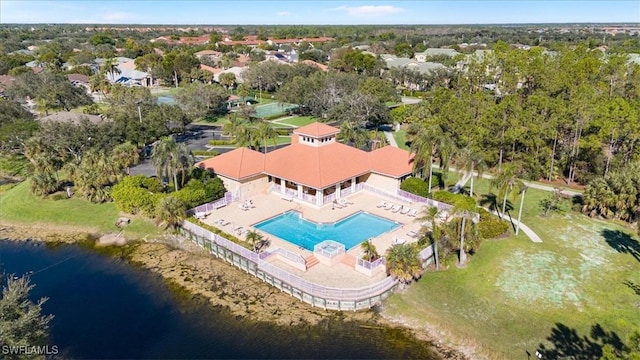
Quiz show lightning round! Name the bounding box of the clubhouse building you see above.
[197,122,415,206]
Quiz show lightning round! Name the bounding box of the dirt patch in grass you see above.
[496,250,581,308]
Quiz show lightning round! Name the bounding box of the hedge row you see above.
[430,191,476,211]
[207,139,236,146]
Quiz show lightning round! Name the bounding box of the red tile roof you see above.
[294,122,340,138]
[199,64,223,74]
[197,122,414,187]
[196,148,264,180]
[301,60,329,71]
[264,142,371,189]
[369,146,414,177]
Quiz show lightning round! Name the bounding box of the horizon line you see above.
[2,22,640,27]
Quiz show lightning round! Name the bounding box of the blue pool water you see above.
[254,211,399,251]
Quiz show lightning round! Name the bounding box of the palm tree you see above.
[152,137,177,187]
[255,122,278,153]
[173,143,195,189]
[361,239,379,262]
[156,195,187,231]
[29,171,58,197]
[111,141,140,175]
[245,230,264,252]
[490,162,524,218]
[101,58,121,82]
[417,206,443,269]
[410,125,449,193]
[454,147,487,197]
[151,137,194,192]
[73,150,117,203]
[223,116,248,138]
[385,243,422,287]
[337,121,369,150]
[218,72,236,92]
[237,83,250,101]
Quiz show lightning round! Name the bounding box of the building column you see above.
[336,183,341,199]
[351,177,356,192]
[316,189,323,206]
[280,178,285,193]
[297,184,303,199]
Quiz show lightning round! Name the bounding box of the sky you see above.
[0,1,638,25]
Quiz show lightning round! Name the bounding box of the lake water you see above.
[0,240,436,359]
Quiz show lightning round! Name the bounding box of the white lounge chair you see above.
[384,203,395,210]
[376,200,387,208]
[400,207,411,215]
[195,211,207,219]
[238,203,249,211]
[391,205,402,213]
[392,237,406,245]
[407,209,418,217]
[332,200,345,209]
[406,230,419,238]
[338,198,349,206]
[217,219,230,226]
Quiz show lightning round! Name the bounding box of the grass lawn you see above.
[384,176,640,358]
[71,103,110,114]
[0,181,161,239]
[392,128,409,150]
[273,116,317,127]
[273,136,291,145]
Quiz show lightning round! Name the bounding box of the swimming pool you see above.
[253,211,400,251]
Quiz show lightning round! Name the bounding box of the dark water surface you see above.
[0,240,436,359]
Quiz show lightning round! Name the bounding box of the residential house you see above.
[414,48,460,62]
[0,75,16,98]
[301,60,329,72]
[39,111,106,125]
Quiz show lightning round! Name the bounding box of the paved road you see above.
[384,130,398,147]
[436,166,583,197]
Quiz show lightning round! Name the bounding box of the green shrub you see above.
[188,218,251,250]
[111,175,164,215]
[171,175,226,209]
[477,208,509,239]
[192,150,219,157]
[207,139,236,146]
[400,177,429,197]
[275,128,290,136]
[431,191,476,211]
[49,192,68,201]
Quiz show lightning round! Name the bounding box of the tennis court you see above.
[254,102,299,118]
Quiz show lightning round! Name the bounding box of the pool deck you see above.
[200,191,427,289]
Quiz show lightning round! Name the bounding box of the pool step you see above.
[341,254,356,268]
[305,255,319,269]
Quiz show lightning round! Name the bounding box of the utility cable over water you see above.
[1,254,78,279]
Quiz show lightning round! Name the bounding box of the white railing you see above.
[323,192,336,204]
[356,256,385,270]
[259,246,306,265]
[303,193,315,203]
[419,245,434,261]
[313,240,345,258]
[361,184,479,221]
[182,219,398,302]
[189,192,233,215]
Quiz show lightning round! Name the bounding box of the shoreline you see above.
[0,221,468,360]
